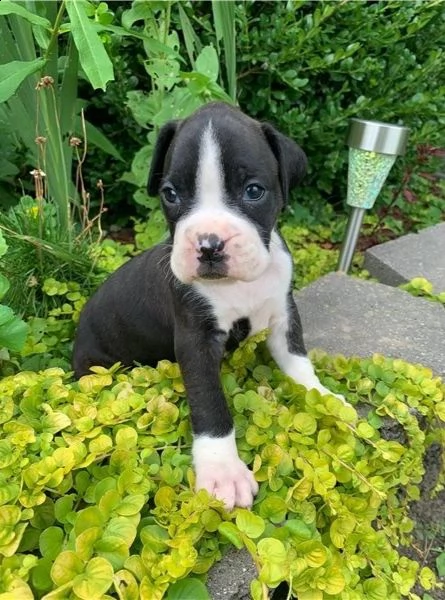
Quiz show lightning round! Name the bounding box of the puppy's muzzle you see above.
[171,212,270,283]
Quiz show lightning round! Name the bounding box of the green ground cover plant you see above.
[400,279,445,308]
[0,329,444,599]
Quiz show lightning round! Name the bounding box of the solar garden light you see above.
[337,118,410,273]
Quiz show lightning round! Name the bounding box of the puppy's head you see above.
[148,103,307,284]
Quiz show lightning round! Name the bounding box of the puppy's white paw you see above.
[192,431,258,510]
[279,356,350,406]
[195,456,258,510]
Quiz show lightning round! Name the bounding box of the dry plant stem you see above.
[70,110,106,245]
[73,110,89,230]
[30,167,46,270]
[79,184,107,244]
[34,86,49,202]
[412,534,438,566]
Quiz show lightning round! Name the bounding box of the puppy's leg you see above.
[268,292,346,401]
[175,325,258,510]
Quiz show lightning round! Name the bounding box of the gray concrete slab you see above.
[364,222,445,292]
[296,272,445,378]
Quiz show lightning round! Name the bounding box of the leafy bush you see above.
[0,0,123,218]
[0,231,27,354]
[81,0,445,233]
[281,222,344,289]
[0,194,105,317]
[237,0,445,212]
[0,330,444,599]
[372,155,445,238]
[121,1,236,235]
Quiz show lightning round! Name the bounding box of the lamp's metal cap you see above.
[347,119,409,156]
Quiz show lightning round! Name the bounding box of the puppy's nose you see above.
[197,233,225,262]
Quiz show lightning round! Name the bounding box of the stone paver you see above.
[364,222,445,291]
[296,272,445,378]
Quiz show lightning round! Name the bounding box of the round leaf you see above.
[257,538,287,563]
[293,413,317,435]
[165,577,210,600]
[72,557,114,599]
[217,522,243,549]
[362,578,388,600]
[296,540,328,567]
[236,509,265,539]
[39,526,64,560]
[51,550,84,586]
[258,496,287,523]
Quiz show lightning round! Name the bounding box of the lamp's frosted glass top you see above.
[347,148,396,209]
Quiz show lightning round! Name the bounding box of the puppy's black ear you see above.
[147,121,179,197]
[261,123,307,204]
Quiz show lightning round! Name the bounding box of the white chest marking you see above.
[193,231,292,333]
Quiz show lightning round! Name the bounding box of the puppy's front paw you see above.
[192,432,258,510]
[195,457,258,510]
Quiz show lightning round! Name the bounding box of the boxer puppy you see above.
[73,102,342,509]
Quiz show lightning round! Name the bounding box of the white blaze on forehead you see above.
[196,122,225,210]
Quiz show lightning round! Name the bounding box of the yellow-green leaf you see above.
[296,540,327,568]
[362,578,388,600]
[72,556,114,599]
[293,413,317,435]
[257,538,287,563]
[50,551,84,586]
[330,515,356,548]
[235,509,265,539]
[357,422,376,439]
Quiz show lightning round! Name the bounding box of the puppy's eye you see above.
[162,186,179,204]
[244,183,265,202]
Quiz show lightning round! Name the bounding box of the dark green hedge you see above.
[236,0,445,210]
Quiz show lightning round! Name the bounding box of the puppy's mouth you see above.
[197,261,229,280]
[199,273,227,280]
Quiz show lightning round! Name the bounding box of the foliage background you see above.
[73,0,445,226]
